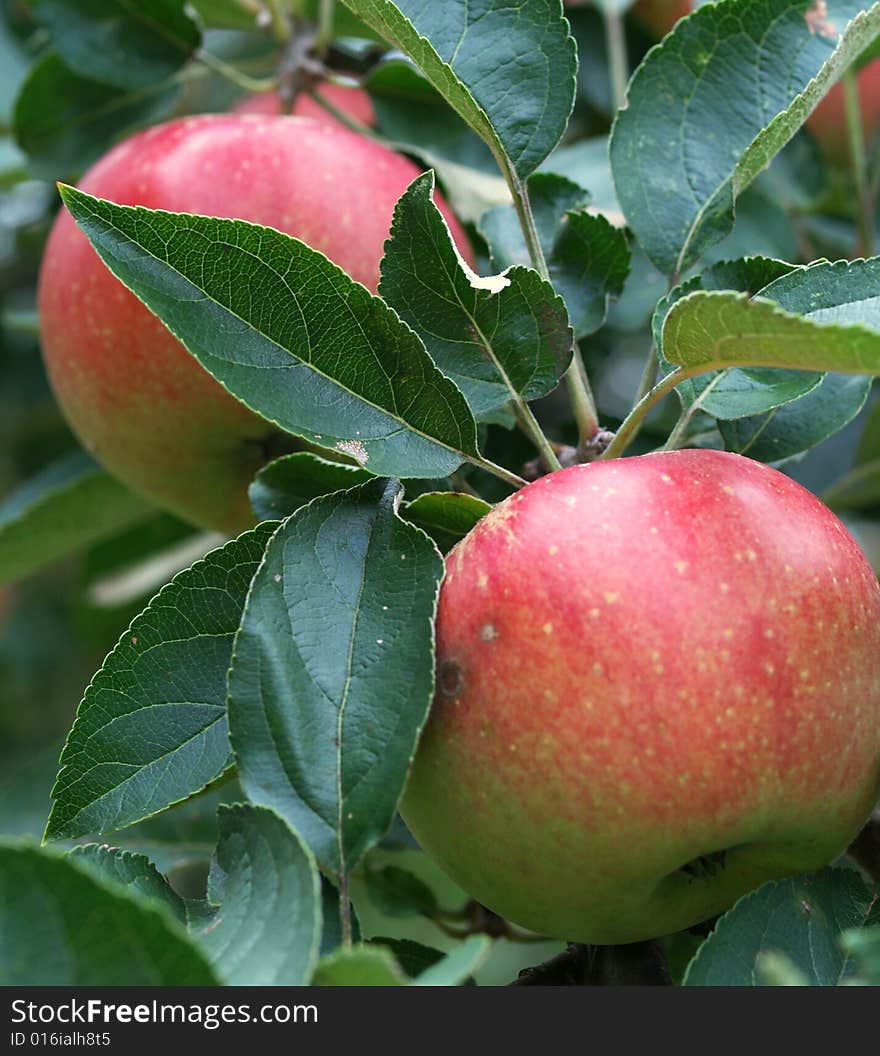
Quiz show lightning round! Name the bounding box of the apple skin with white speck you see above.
[402,449,880,943]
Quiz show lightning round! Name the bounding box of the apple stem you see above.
[600,366,692,460]
[843,68,875,258]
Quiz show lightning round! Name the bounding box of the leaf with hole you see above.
[381,172,573,420]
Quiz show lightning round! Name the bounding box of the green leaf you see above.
[59,186,482,481]
[249,453,372,523]
[230,479,443,874]
[479,172,629,337]
[662,291,880,377]
[340,0,576,180]
[364,864,439,918]
[610,0,880,274]
[0,841,218,985]
[368,936,445,975]
[683,868,876,986]
[312,944,407,984]
[191,805,322,985]
[228,479,444,880]
[68,844,186,922]
[480,174,591,268]
[549,211,631,337]
[13,51,180,178]
[31,0,201,89]
[655,258,816,420]
[380,172,573,420]
[663,257,880,452]
[719,373,872,462]
[822,401,880,510]
[403,491,490,553]
[44,523,276,841]
[412,935,491,985]
[0,449,154,585]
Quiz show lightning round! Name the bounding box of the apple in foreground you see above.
[401,449,880,943]
[38,114,473,534]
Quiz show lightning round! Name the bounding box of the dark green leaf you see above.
[0,449,154,585]
[228,479,444,879]
[404,491,490,553]
[412,935,491,985]
[719,373,871,462]
[381,172,573,420]
[191,805,322,985]
[59,186,482,481]
[249,453,371,523]
[341,0,576,180]
[0,841,218,984]
[483,174,592,267]
[44,524,276,841]
[683,868,876,986]
[369,936,445,975]
[479,172,629,338]
[364,864,439,918]
[14,51,179,178]
[31,0,200,89]
[549,211,631,337]
[610,0,880,274]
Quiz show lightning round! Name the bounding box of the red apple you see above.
[807,60,880,159]
[402,449,880,943]
[233,82,376,127]
[38,114,474,533]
